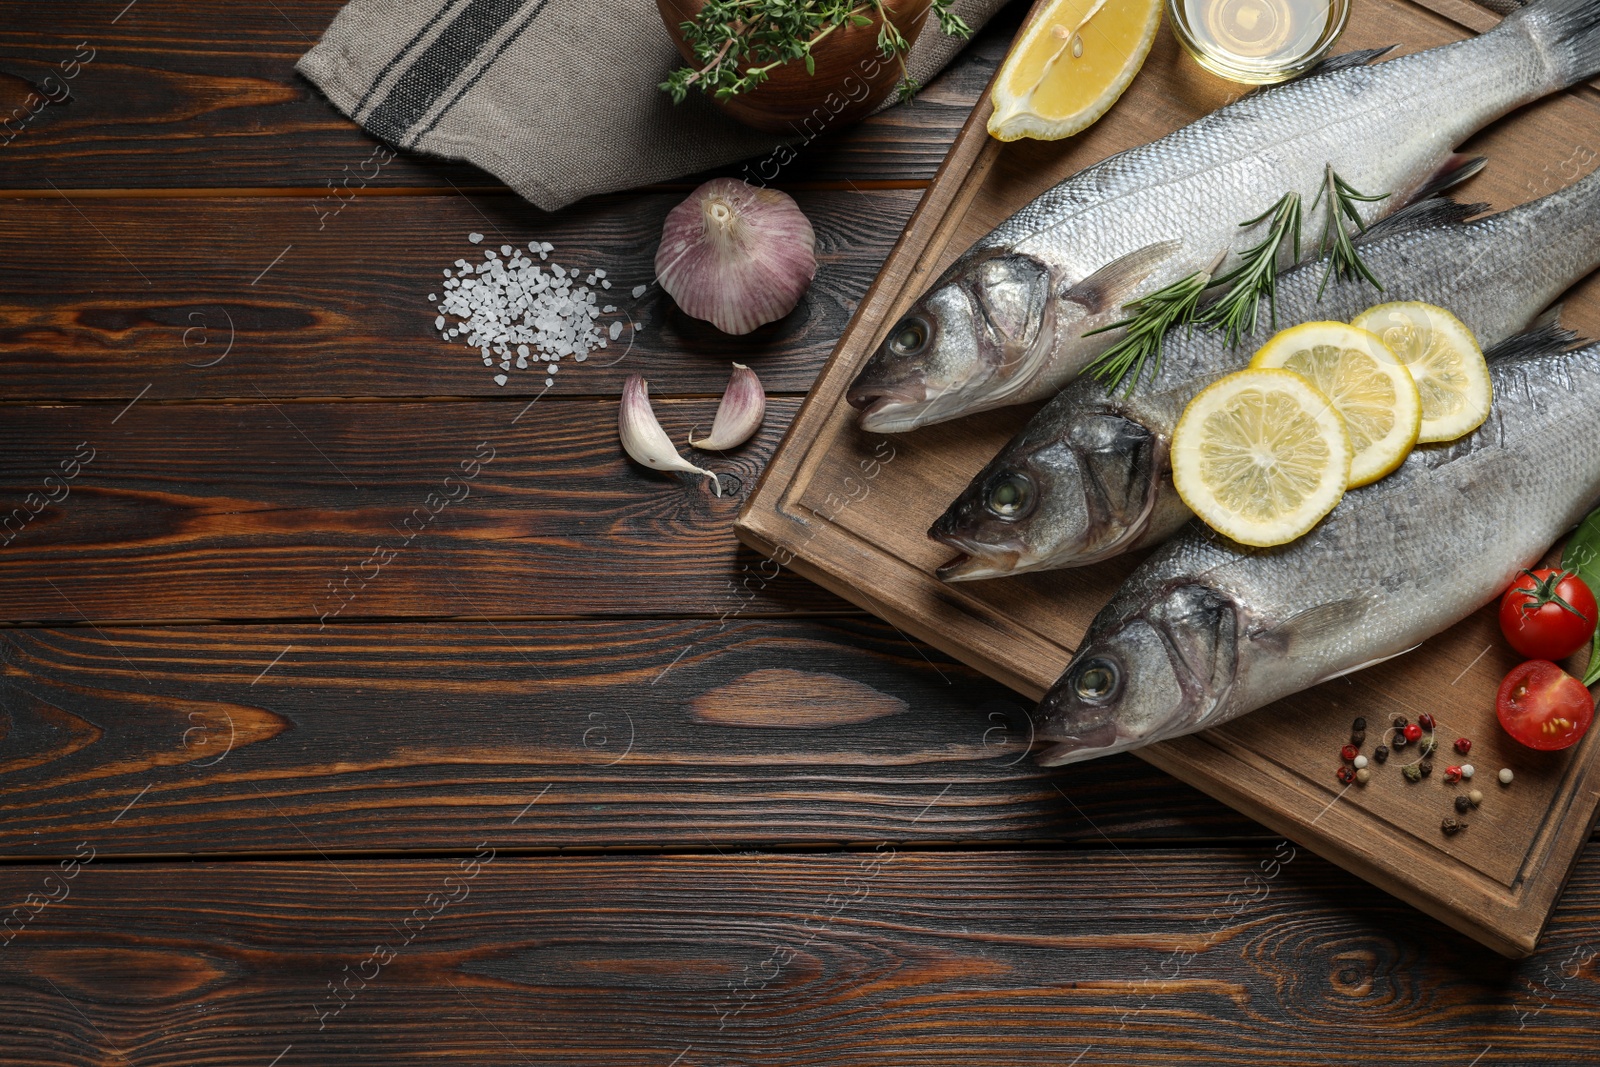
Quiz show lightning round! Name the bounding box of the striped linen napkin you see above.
[296,0,1012,210]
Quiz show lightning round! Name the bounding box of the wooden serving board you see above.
[737,0,1600,956]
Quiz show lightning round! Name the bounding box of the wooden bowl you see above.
[657,0,932,133]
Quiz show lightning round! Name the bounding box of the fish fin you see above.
[1249,597,1373,655]
[1060,240,1183,315]
[1229,45,1397,101]
[1356,197,1488,244]
[1300,45,1396,75]
[1312,643,1422,685]
[1409,153,1489,203]
[1483,320,1583,362]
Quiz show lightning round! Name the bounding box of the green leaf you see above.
[804,51,815,75]
[1560,504,1600,685]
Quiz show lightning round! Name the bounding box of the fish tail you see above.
[1502,0,1600,90]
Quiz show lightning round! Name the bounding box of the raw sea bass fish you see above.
[1031,326,1600,766]
[930,168,1600,580]
[844,0,1600,433]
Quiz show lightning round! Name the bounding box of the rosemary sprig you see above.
[1312,164,1388,297]
[1083,193,1303,391]
[1080,170,1393,394]
[1082,271,1212,393]
[1196,191,1303,347]
[660,0,969,104]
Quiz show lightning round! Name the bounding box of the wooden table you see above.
[1,2,1596,1063]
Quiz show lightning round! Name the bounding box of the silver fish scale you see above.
[976,29,1547,301]
[1125,340,1600,730]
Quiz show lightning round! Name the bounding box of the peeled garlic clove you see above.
[618,374,720,496]
[689,363,766,451]
[655,178,817,336]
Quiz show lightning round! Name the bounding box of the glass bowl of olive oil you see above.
[1168,0,1350,84]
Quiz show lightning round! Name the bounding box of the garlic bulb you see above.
[619,374,720,496]
[689,363,766,451]
[655,178,816,335]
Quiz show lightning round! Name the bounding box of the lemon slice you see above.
[1172,369,1352,547]
[1248,321,1421,488]
[1350,302,1491,443]
[987,0,1162,142]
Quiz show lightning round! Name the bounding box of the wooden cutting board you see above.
[736,0,1600,956]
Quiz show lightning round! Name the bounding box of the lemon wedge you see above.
[1172,369,1352,547]
[1249,321,1421,488]
[1350,302,1491,443]
[987,0,1162,142]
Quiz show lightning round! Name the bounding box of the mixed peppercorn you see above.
[1336,713,1512,836]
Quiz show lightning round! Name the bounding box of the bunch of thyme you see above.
[660,0,969,104]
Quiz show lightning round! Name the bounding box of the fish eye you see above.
[985,472,1034,520]
[887,316,929,356]
[1073,659,1119,702]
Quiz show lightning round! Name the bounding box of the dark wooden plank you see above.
[0,2,1017,190]
[0,1,492,190]
[0,190,917,399]
[1,848,1597,1064]
[0,617,1258,858]
[0,397,854,621]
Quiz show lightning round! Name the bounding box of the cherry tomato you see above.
[1498,568,1598,660]
[1496,660,1595,751]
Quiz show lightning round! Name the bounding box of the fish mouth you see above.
[930,531,1028,582]
[851,393,933,433]
[846,377,924,410]
[1034,722,1128,766]
[935,551,1019,582]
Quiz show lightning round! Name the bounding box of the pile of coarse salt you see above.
[430,232,645,387]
